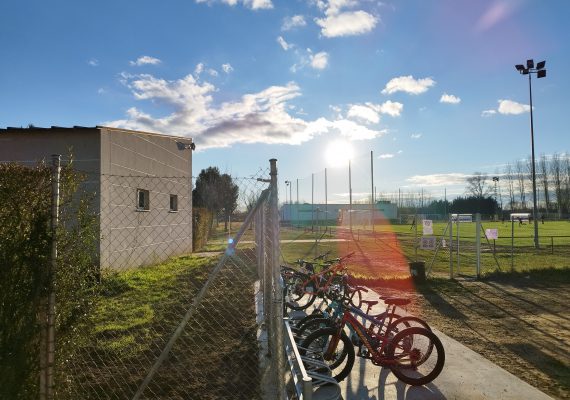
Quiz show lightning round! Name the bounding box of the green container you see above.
[409,261,426,282]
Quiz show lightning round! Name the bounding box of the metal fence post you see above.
[269,159,285,400]
[476,213,481,278]
[40,154,60,400]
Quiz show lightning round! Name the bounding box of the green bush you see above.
[0,162,99,399]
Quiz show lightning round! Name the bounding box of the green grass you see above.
[92,254,216,355]
[279,221,570,279]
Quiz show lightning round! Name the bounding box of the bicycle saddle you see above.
[383,297,411,306]
[361,300,378,307]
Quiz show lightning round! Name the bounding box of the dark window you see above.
[137,189,150,211]
[170,194,178,212]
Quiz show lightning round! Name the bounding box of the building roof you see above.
[0,125,193,142]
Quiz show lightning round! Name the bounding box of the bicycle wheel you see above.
[297,317,333,338]
[385,316,433,361]
[386,327,445,386]
[348,287,363,308]
[386,316,431,335]
[300,327,355,382]
[295,313,324,333]
[285,273,317,310]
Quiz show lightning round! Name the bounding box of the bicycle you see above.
[299,293,445,386]
[284,252,356,311]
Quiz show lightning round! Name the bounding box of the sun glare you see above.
[325,140,354,168]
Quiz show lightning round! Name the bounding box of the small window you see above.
[169,194,178,212]
[137,189,150,211]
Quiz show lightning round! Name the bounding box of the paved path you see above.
[338,290,554,400]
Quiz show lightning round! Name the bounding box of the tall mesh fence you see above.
[1,156,285,399]
[56,162,282,400]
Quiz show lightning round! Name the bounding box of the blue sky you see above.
[1,0,569,203]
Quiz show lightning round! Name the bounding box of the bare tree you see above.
[538,154,551,215]
[504,163,516,211]
[563,155,570,215]
[515,159,527,210]
[551,153,564,217]
[465,172,490,199]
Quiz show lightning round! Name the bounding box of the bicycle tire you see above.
[300,327,355,382]
[385,316,433,361]
[295,312,324,331]
[386,327,445,386]
[297,317,333,338]
[348,288,363,309]
[285,273,317,310]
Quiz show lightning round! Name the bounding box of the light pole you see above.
[515,59,546,249]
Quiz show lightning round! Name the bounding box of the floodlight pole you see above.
[528,72,540,249]
[516,59,546,249]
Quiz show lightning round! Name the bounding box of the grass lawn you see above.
[60,252,261,400]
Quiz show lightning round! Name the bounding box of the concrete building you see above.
[281,201,398,225]
[0,126,194,269]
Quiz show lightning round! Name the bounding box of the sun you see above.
[325,140,354,168]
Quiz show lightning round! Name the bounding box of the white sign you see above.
[420,236,437,250]
[422,219,433,235]
[451,214,473,223]
[485,228,499,240]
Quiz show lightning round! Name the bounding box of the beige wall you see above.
[99,128,193,269]
[0,127,193,270]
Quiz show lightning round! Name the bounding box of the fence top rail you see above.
[283,318,310,381]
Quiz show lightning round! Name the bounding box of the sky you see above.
[1,0,569,204]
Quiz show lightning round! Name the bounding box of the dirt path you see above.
[409,272,570,399]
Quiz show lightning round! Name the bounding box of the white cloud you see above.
[282,15,306,31]
[97,88,106,94]
[347,104,380,124]
[195,0,273,10]
[315,11,377,38]
[440,93,461,104]
[498,99,530,115]
[88,58,99,67]
[310,51,329,70]
[106,73,386,149]
[381,75,435,95]
[194,63,218,77]
[410,133,422,139]
[290,48,329,72]
[129,56,162,66]
[476,1,518,32]
[406,173,470,187]
[277,36,292,51]
[346,101,403,124]
[378,153,395,159]
[481,99,530,117]
[222,63,234,74]
[377,100,403,117]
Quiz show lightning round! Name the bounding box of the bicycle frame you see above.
[325,304,402,367]
[299,261,347,295]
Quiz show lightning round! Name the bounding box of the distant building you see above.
[0,126,194,269]
[281,201,398,225]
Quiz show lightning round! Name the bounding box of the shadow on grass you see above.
[415,280,467,321]
[505,342,570,395]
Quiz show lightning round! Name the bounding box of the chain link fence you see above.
[2,157,285,399]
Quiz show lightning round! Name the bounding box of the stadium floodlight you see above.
[515,58,547,249]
